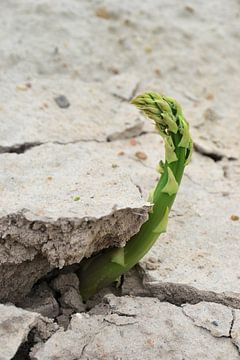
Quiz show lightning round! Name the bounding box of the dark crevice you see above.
[103,318,137,326]
[12,329,36,360]
[0,142,42,154]
[222,165,229,178]
[112,311,137,318]
[229,310,240,354]
[143,276,240,309]
[228,157,238,161]
[229,309,235,338]
[0,127,158,155]
[0,129,147,155]
[136,130,158,137]
[54,139,105,145]
[194,143,223,162]
[0,139,105,155]
[36,263,82,285]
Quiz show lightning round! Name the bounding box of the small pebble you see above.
[146,262,158,270]
[222,192,229,197]
[108,67,120,75]
[206,93,214,100]
[43,102,49,109]
[185,5,194,13]
[54,95,70,109]
[130,138,137,146]
[135,151,148,160]
[95,7,110,19]
[117,151,125,156]
[146,338,155,348]
[230,214,239,221]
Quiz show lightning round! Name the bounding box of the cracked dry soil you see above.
[0,0,240,359]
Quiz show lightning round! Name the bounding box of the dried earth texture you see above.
[31,295,240,360]
[0,0,239,358]
[0,140,149,302]
[0,303,58,360]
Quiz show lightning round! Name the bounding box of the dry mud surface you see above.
[0,0,240,358]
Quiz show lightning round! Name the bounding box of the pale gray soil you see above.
[0,0,240,359]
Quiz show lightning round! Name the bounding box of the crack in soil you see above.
[229,309,240,354]
[229,309,235,338]
[193,142,224,162]
[0,142,43,154]
[0,129,148,155]
[135,263,240,309]
[193,142,238,162]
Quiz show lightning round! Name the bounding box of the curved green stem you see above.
[78,92,193,301]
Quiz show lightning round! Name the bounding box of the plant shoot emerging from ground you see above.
[78,92,193,300]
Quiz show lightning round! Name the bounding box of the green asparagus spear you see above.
[78,92,193,300]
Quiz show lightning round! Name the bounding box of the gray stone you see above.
[0,255,51,306]
[62,308,74,317]
[18,282,60,318]
[56,315,70,331]
[50,273,80,293]
[54,94,70,109]
[121,267,151,297]
[0,304,39,360]
[60,287,85,313]
[32,295,239,360]
[34,317,59,342]
[84,286,116,310]
[0,142,149,302]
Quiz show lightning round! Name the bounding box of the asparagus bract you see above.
[78,92,193,300]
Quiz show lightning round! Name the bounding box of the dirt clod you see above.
[135,151,148,160]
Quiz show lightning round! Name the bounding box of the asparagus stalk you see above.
[78,92,193,300]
